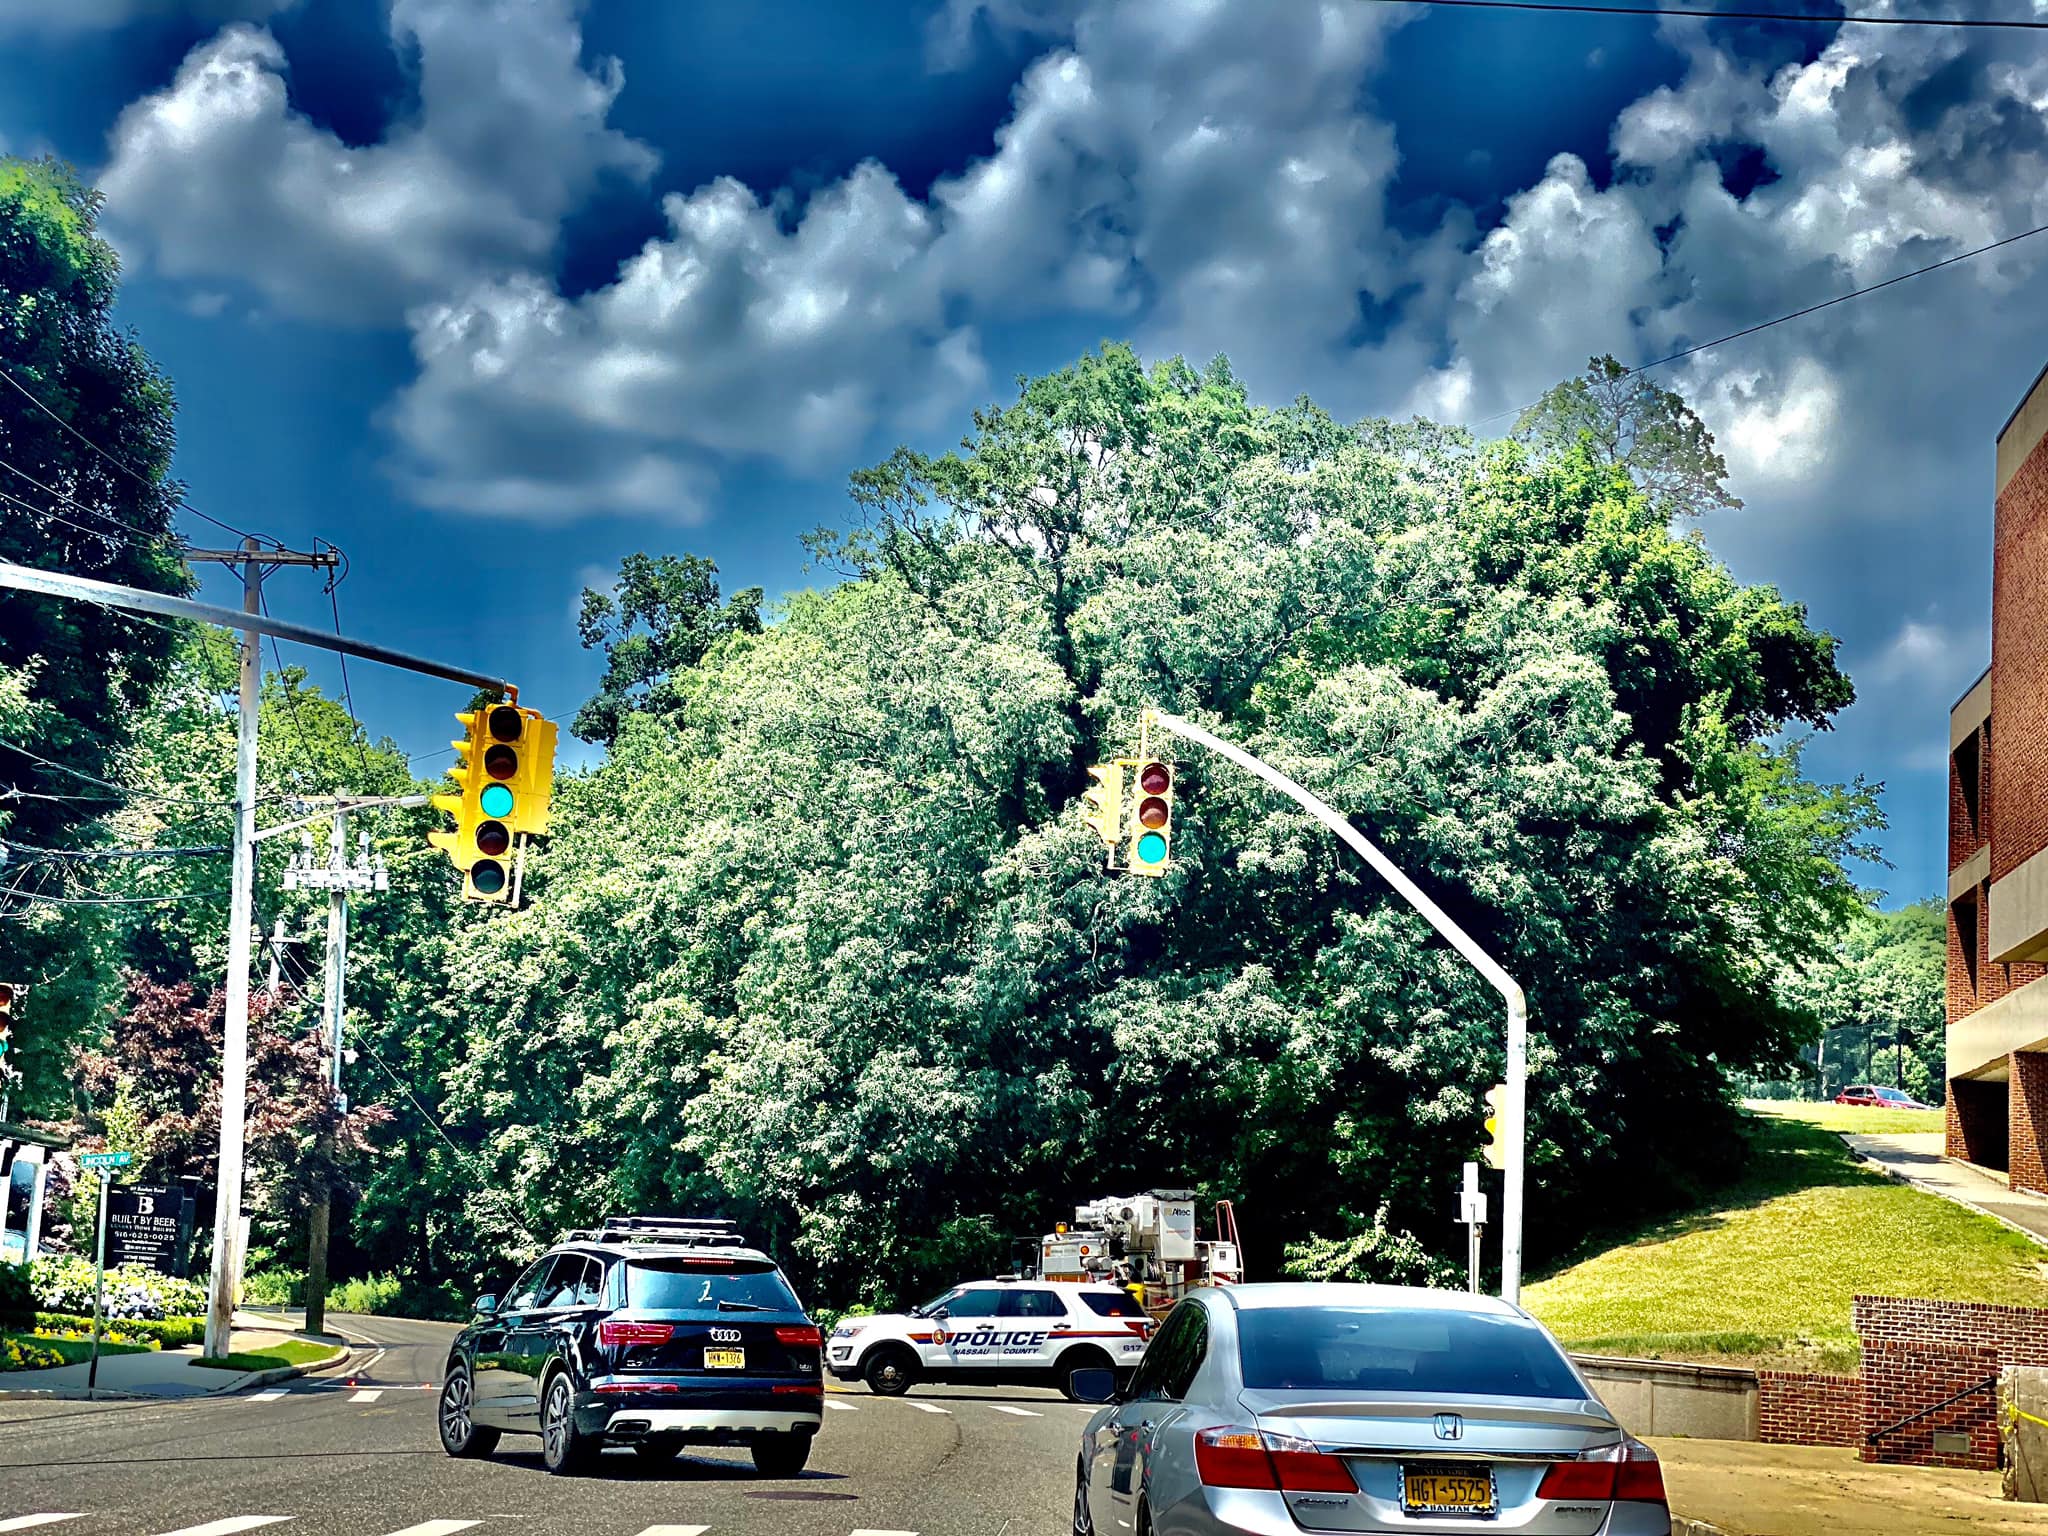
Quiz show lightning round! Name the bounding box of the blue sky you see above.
[4,0,2039,902]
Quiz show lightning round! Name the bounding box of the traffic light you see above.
[1127,759,1173,876]
[1079,764,1123,850]
[426,703,560,905]
[0,983,17,1064]
[1482,1083,1506,1171]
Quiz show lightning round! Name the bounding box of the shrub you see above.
[241,1269,303,1307]
[29,1256,206,1321]
[0,1336,66,1370]
[1282,1204,1464,1290]
[36,1311,201,1349]
[328,1274,403,1315]
[0,1263,32,1329]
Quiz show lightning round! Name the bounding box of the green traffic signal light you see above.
[1136,831,1167,864]
[480,783,514,818]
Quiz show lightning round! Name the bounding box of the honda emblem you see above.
[1433,1413,1463,1441]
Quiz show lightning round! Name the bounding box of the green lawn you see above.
[1744,1098,1945,1135]
[1525,1112,2046,1372]
[193,1338,343,1372]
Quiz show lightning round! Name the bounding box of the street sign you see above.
[78,1150,132,1171]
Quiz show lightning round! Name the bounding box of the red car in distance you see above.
[1833,1084,1936,1111]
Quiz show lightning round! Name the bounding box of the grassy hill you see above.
[1524,1103,2046,1372]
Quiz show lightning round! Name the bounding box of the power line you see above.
[346,1021,485,1173]
[1,841,228,861]
[317,539,376,783]
[1364,0,2048,25]
[0,734,247,811]
[1476,216,2048,429]
[0,356,265,545]
[0,448,177,550]
[3,887,227,907]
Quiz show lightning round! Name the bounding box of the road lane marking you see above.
[151,1521,293,1536]
[848,1529,919,1535]
[990,1405,1042,1417]
[0,1519,86,1531]
[245,1391,285,1403]
[349,1389,383,1403]
[823,1399,858,1411]
[364,1349,388,1374]
[373,1524,479,1536]
[907,1400,951,1414]
[628,1528,710,1536]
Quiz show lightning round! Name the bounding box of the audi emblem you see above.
[710,1327,742,1342]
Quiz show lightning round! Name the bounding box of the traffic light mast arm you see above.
[1147,710,1531,1307]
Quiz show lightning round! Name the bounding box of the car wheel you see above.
[633,1437,683,1463]
[438,1364,500,1459]
[752,1433,811,1477]
[1057,1348,1113,1402]
[539,1368,597,1475]
[864,1344,918,1396]
[1072,1458,1095,1536]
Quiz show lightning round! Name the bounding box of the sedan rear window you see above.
[1239,1307,1582,1399]
[623,1259,802,1314]
[1084,1292,1149,1318]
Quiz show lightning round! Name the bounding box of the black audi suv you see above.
[437,1215,824,1476]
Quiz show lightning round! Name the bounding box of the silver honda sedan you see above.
[1071,1282,1669,1536]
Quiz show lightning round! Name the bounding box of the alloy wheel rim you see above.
[441,1375,471,1447]
[544,1379,569,1461]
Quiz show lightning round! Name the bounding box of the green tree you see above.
[1516,354,1743,519]
[573,553,763,748]
[1781,897,1946,1100]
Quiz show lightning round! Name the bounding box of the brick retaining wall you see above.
[1757,1371,1860,1447]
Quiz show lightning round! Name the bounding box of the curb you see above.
[1672,1521,1728,1536]
[200,1340,352,1396]
[1845,1144,2048,1251]
[0,1339,352,1402]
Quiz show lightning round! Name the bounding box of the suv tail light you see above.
[1536,1441,1666,1506]
[1194,1427,1355,1493]
[775,1324,824,1348]
[597,1321,675,1347]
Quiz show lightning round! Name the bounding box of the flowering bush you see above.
[28,1256,206,1321]
[0,1336,65,1371]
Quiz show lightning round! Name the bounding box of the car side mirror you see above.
[1070,1368,1118,1404]
[473,1293,499,1318]
[933,1306,950,1322]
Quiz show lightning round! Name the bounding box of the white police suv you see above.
[827,1278,1153,1400]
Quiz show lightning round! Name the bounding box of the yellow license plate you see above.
[703,1348,745,1370]
[1404,1468,1494,1512]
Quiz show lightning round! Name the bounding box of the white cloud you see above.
[98,0,654,324]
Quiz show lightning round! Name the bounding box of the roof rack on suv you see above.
[560,1214,753,1248]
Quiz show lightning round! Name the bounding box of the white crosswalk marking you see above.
[373,1524,478,1536]
[823,1399,858,1411]
[349,1389,383,1403]
[907,1400,951,1414]
[989,1405,1042,1417]
[245,1390,285,1403]
[628,1527,710,1536]
[0,1519,85,1532]
[152,1520,293,1536]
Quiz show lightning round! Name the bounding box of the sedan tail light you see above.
[596,1320,675,1347]
[1194,1427,1355,1493]
[1536,1441,1667,1506]
[775,1324,824,1348]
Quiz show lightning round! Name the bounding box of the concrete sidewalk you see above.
[1657,1438,2048,1535]
[0,1318,348,1399]
[1844,1131,2048,1246]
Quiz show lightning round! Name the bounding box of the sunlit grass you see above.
[1744,1098,1945,1135]
[1526,1113,2045,1370]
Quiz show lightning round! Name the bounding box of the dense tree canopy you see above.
[424,346,1873,1303]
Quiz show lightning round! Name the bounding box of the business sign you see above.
[106,1184,196,1278]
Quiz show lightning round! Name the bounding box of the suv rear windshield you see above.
[622,1258,802,1314]
[1239,1307,1581,1399]
[1084,1292,1149,1318]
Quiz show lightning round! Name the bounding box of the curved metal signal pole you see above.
[1149,712,1530,1304]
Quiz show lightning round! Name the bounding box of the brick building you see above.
[1948,364,2048,1185]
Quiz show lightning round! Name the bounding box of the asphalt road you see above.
[0,1314,1082,1536]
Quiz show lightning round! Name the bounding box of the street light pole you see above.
[1149,712,1532,1304]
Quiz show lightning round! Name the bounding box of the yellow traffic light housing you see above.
[1079,764,1123,852]
[426,702,560,905]
[1482,1083,1506,1171]
[1127,758,1173,877]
